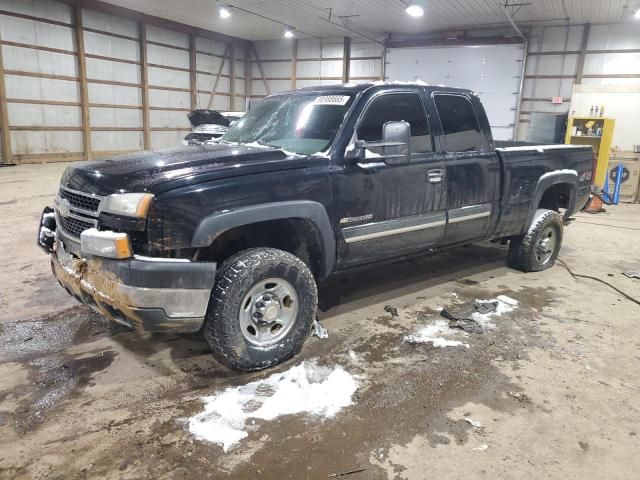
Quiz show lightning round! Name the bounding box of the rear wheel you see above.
[508,209,563,272]
[204,248,317,371]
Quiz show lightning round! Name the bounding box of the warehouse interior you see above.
[1,1,640,479]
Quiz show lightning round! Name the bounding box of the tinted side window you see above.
[434,94,484,152]
[357,93,433,153]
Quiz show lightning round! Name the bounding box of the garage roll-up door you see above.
[385,44,525,141]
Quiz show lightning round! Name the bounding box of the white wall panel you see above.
[149,110,190,128]
[196,93,230,111]
[1,0,71,23]
[196,52,228,75]
[11,131,82,154]
[88,83,141,106]
[84,31,140,62]
[145,24,188,49]
[350,59,381,79]
[197,74,230,95]
[82,8,139,39]
[196,37,227,57]
[298,39,321,58]
[92,131,142,151]
[2,45,77,77]
[147,44,189,69]
[8,104,81,127]
[252,61,291,78]
[583,53,640,75]
[297,61,321,77]
[148,66,189,89]
[87,58,140,83]
[5,75,78,101]
[319,60,342,78]
[255,40,291,60]
[90,107,142,128]
[0,15,74,50]
[588,23,640,50]
[148,89,190,109]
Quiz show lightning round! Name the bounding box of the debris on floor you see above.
[440,308,484,334]
[328,467,367,477]
[471,444,489,451]
[405,320,470,349]
[312,319,329,339]
[622,271,640,279]
[384,305,399,317]
[188,361,358,452]
[464,417,483,428]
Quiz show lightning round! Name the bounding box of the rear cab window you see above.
[433,94,486,152]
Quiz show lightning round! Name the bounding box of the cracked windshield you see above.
[222,94,355,154]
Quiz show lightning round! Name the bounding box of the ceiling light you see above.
[405,4,424,17]
[219,7,230,18]
[284,28,294,38]
[635,8,640,19]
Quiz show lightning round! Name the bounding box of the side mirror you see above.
[380,121,411,165]
[345,121,411,165]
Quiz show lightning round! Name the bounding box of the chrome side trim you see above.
[448,204,492,224]
[342,212,446,244]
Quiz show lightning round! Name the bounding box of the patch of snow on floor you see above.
[471,295,519,329]
[188,361,358,452]
[405,320,470,348]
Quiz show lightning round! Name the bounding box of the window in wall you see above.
[357,93,433,153]
[434,94,485,152]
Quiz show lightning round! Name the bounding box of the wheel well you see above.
[195,218,325,278]
[538,183,572,212]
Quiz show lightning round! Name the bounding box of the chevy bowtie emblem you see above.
[57,197,71,217]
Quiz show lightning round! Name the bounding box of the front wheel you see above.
[204,248,318,371]
[508,209,563,272]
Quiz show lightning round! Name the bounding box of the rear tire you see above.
[204,248,317,371]
[508,209,563,272]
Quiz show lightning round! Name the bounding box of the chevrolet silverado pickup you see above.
[38,83,594,371]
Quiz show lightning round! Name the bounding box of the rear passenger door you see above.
[431,93,500,245]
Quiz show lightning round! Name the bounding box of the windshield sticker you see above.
[313,95,351,106]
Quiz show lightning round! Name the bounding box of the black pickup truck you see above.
[39,83,594,371]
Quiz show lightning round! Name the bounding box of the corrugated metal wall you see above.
[518,21,640,140]
[0,0,246,164]
[0,0,383,164]
[249,38,383,102]
[2,0,637,162]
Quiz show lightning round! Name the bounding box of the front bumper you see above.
[51,244,216,333]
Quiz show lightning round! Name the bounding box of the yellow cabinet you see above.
[564,117,615,187]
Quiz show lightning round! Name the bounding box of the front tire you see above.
[204,248,318,371]
[508,209,563,272]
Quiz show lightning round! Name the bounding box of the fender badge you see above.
[340,214,373,225]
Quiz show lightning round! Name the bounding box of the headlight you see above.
[100,193,154,218]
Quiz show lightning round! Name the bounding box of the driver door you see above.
[333,91,447,269]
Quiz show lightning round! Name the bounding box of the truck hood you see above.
[61,144,306,196]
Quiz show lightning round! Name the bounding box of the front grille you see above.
[59,188,102,214]
[57,214,95,239]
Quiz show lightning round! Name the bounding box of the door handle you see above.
[427,169,444,184]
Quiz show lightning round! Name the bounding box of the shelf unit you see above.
[565,117,615,187]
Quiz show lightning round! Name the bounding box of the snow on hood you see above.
[188,361,359,452]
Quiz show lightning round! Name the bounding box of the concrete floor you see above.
[1,163,640,479]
